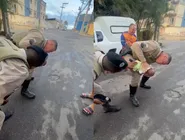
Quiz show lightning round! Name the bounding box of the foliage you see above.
[0,0,20,35]
[94,0,120,18]
[94,0,172,41]
[0,0,20,13]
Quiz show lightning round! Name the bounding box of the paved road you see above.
[94,41,185,140]
[0,30,94,140]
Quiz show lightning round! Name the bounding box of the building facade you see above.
[75,14,93,31]
[3,0,47,32]
[8,0,46,22]
[13,0,46,20]
[163,0,185,27]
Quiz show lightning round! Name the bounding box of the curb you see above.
[79,33,93,38]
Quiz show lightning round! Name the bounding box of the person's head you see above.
[128,23,137,35]
[156,51,172,65]
[26,45,48,69]
[102,51,128,73]
[43,40,58,53]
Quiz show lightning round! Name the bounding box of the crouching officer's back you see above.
[0,36,48,131]
[11,29,57,99]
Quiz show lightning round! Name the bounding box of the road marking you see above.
[41,99,80,140]
[63,86,66,91]
[79,84,85,89]
[41,100,56,137]
[55,107,79,140]
[122,114,151,140]
[173,109,181,115]
[148,133,164,140]
[182,103,185,108]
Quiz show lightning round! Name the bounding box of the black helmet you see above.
[106,51,128,72]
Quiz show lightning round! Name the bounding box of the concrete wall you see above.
[8,14,40,32]
[159,26,185,40]
[17,0,25,15]
[175,4,185,26]
[78,14,92,22]
[40,0,46,20]
[45,20,59,28]
[76,21,88,31]
[87,23,93,36]
[162,2,185,27]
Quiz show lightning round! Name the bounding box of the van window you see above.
[110,26,129,34]
[96,31,103,42]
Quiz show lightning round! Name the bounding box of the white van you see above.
[94,16,136,54]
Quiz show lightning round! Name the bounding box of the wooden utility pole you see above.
[80,0,92,34]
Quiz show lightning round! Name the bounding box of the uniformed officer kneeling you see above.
[0,36,48,131]
[81,49,128,115]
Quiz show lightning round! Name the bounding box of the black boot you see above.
[0,108,14,122]
[30,77,34,81]
[4,110,14,121]
[21,80,36,99]
[140,76,151,89]
[129,85,139,107]
[102,103,121,113]
[93,94,121,113]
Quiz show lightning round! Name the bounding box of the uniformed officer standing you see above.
[11,29,58,99]
[126,40,172,107]
[80,48,129,115]
[0,36,48,131]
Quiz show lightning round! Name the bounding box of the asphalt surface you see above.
[1,31,185,140]
[0,30,94,140]
[93,41,185,140]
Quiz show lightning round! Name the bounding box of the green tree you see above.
[94,0,119,18]
[94,0,172,41]
[0,0,19,36]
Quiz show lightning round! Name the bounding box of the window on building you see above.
[34,12,36,17]
[30,10,32,15]
[169,17,175,25]
[12,4,17,13]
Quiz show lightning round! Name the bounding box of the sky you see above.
[44,0,94,29]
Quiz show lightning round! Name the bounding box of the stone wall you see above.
[159,26,185,40]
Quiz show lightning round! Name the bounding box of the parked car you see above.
[94,16,136,54]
